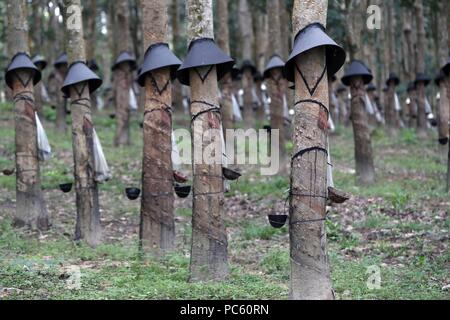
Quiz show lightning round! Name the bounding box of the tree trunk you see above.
[437,1,449,147]
[289,0,333,300]
[64,0,101,247]
[7,0,49,230]
[216,0,234,136]
[139,0,175,255]
[171,0,183,112]
[267,0,286,158]
[113,0,132,147]
[414,0,427,137]
[187,0,228,282]
[84,0,96,62]
[350,77,376,185]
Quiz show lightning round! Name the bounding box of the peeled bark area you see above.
[189,66,228,282]
[65,0,101,247]
[140,69,175,253]
[350,77,375,185]
[12,72,49,230]
[114,63,131,146]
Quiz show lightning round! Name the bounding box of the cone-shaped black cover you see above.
[341,60,373,86]
[177,38,235,86]
[112,51,137,71]
[414,73,430,86]
[137,43,182,87]
[61,61,103,96]
[336,84,347,93]
[240,59,257,74]
[54,53,68,67]
[263,55,285,79]
[442,55,450,76]
[435,70,445,86]
[32,54,47,70]
[5,52,41,89]
[253,71,264,82]
[231,67,241,81]
[366,83,376,92]
[407,81,416,92]
[88,59,100,71]
[285,23,346,82]
[386,72,400,86]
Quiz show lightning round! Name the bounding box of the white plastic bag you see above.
[92,128,111,182]
[364,94,375,115]
[129,88,137,111]
[394,93,402,112]
[35,112,51,161]
[231,94,243,122]
[327,139,334,188]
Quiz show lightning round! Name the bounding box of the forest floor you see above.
[0,102,449,300]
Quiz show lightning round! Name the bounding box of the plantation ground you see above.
[0,102,449,300]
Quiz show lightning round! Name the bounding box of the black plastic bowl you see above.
[174,185,191,198]
[268,214,288,229]
[59,183,73,193]
[2,168,15,176]
[109,114,116,119]
[125,187,141,200]
[222,167,241,181]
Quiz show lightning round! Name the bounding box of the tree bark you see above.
[267,0,286,158]
[171,0,183,112]
[7,0,49,230]
[216,0,234,136]
[350,77,376,185]
[187,0,228,282]
[113,0,132,147]
[84,0,97,62]
[139,0,175,255]
[437,1,449,147]
[64,0,101,247]
[414,0,427,137]
[289,0,333,300]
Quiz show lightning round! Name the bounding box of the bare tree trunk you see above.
[64,0,101,247]
[113,0,132,147]
[171,0,183,112]
[414,0,427,137]
[254,14,268,73]
[385,5,397,130]
[139,0,175,254]
[289,0,333,300]
[187,0,228,282]
[437,1,449,147]
[351,77,376,184]
[84,0,96,62]
[217,0,234,136]
[267,0,286,158]
[279,0,290,60]
[239,0,255,129]
[7,0,49,230]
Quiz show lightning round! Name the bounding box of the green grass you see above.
[241,222,286,240]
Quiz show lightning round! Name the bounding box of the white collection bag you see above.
[231,94,243,122]
[129,88,138,111]
[92,128,111,182]
[35,112,51,161]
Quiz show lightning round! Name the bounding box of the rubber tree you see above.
[287,0,340,299]
[414,0,427,137]
[6,0,49,230]
[63,0,101,247]
[266,0,286,159]
[239,0,256,129]
[216,0,234,136]
[139,0,176,254]
[113,0,132,147]
[184,0,229,281]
